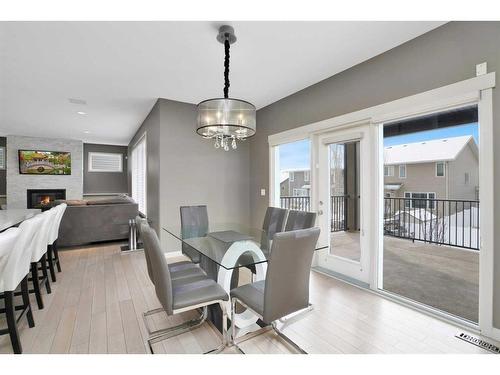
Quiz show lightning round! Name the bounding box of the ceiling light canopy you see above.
[196,25,256,151]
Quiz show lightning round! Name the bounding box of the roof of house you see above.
[384,135,476,165]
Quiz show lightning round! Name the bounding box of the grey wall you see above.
[128,98,251,248]
[249,22,500,327]
[83,143,128,195]
[6,135,83,208]
[0,137,6,196]
[158,99,251,249]
[128,101,161,232]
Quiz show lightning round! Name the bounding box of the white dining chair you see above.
[0,215,44,353]
[29,209,57,309]
[46,203,67,281]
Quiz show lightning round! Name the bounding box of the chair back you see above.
[1,215,45,292]
[179,205,208,262]
[48,203,67,244]
[136,216,153,284]
[0,228,21,292]
[262,227,320,324]
[261,207,288,251]
[141,225,174,315]
[284,210,317,231]
[31,209,56,262]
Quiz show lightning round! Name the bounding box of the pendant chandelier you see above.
[196,25,256,151]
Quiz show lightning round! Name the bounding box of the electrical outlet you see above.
[260,188,266,196]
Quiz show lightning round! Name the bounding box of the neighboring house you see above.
[384,135,479,203]
[280,169,311,196]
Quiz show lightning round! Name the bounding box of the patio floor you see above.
[330,232,479,322]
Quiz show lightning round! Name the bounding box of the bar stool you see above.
[0,215,44,353]
[29,209,57,309]
[46,204,67,282]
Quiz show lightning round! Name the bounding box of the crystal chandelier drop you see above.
[196,25,256,151]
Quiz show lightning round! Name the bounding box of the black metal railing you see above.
[280,195,480,251]
[280,195,348,232]
[330,195,348,232]
[383,197,479,250]
[280,196,311,212]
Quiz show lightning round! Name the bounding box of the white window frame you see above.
[88,152,123,173]
[304,170,310,182]
[384,165,394,177]
[435,161,445,177]
[399,164,406,179]
[465,172,470,185]
[131,134,147,216]
[267,72,496,338]
[0,146,5,170]
[404,191,436,209]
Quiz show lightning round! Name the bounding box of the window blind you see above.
[88,152,123,172]
[131,137,147,215]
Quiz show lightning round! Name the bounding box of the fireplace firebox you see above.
[27,189,66,210]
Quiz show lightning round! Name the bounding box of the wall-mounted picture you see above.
[18,150,72,175]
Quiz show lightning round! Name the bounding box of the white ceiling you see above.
[0,21,445,145]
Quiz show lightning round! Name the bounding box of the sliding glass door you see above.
[378,105,480,323]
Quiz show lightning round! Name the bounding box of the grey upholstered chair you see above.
[137,217,208,336]
[141,224,229,353]
[260,207,288,251]
[179,205,209,263]
[241,207,288,274]
[284,210,317,231]
[230,227,320,353]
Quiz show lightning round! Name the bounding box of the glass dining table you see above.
[163,223,328,332]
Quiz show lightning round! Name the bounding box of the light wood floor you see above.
[0,241,495,354]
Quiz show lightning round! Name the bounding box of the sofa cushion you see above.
[54,199,87,206]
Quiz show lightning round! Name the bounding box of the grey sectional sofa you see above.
[57,195,139,247]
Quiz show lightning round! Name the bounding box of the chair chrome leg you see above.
[145,306,207,340]
[204,302,228,354]
[229,298,246,354]
[272,322,307,354]
[278,303,313,324]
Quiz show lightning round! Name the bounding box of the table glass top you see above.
[162,223,327,270]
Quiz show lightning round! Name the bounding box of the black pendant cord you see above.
[223,39,230,99]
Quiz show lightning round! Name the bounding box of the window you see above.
[464,172,470,185]
[384,165,394,177]
[293,188,308,197]
[0,146,5,169]
[404,192,436,209]
[304,170,310,182]
[399,165,406,178]
[289,171,294,182]
[131,136,147,215]
[88,152,123,172]
[436,162,445,177]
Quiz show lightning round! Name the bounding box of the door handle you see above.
[318,210,324,215]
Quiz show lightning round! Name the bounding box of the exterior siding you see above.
[448,144,479,200]
[280,170,310,196]
[385,162,447,199]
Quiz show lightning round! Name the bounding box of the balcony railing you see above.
[280,195,348,232]
[384,197,479,250]
[280,195,480,251]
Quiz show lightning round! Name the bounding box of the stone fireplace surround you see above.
[6,135,83,209]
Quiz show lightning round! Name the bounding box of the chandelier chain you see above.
[223,38,230,98]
